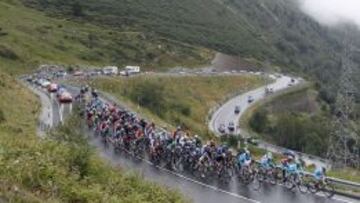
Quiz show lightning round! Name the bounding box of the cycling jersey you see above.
[238,153,251,167]
[314,168,325,181]
[260,155,275,169]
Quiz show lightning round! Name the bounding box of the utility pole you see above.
[327,29,360,169]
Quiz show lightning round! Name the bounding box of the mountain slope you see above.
[21,0,360,105]
[0,0,211,75]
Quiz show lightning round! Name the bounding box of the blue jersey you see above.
[260,155,274,169]
[314,168,324,180]
[285,163,298,174]
[238,153,251,165]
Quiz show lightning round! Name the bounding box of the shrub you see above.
[249,109,268,133]
[0,109,5,123]
[129,81,166,116]
[0,45,18,60]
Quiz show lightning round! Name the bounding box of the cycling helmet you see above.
[222,145,229,152]
[195,148,201,154]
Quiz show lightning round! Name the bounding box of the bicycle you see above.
[307,179,335,198]
[283,172,308,194]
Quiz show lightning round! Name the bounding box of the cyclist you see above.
[313,166,326,185]
[193,135,202,147]
[260,152,275,170]
[237,149,252,169]
[283,156,303,181]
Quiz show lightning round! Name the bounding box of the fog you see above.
[299,0,360,28]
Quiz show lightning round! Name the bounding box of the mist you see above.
[299,0,360,28]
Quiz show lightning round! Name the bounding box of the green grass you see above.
[0,71,186,202]
[83,74,263,139]
[328,168,360,183]
[0,0,212,75]
[20,0,360,108]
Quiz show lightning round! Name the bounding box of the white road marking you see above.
[69,103,73,113]
[59,103,64,124]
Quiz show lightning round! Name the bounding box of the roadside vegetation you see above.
[241,84,360,182]
[244,85,331,157]
[0,72,185,202]
[86,75,263,139]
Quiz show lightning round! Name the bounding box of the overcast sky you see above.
[299,0,360,28]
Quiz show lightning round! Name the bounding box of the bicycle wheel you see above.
[251,173,262,191]
[307,181,319,194]
[268,173,277,185]
[284,176,295,190]
[322,183,335,198]
[298,181,309,194]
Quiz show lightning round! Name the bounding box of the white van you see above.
[103,66,119,75]
[125,66,140,74]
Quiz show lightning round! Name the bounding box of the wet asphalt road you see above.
[209,74,298,136]
[46,85,355,203]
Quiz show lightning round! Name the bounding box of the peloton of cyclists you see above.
[83,89,330,187]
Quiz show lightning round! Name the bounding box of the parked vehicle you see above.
[234,105,241,114]
[265,87,274,95]
[48,83,58,93]
[248,96,254,103]
[58,91,73,103]
[125,66,141,75]
[56,87,66,98]
[73,71,84,77]
[40,80,51,88]
[218,124,226,134]
[228,121,235,132]
[103,66,118,75]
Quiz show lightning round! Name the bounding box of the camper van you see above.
[103,66,119,75]
[119,66,141,76]
[125,66,140,74]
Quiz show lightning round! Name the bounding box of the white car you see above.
[248,96,254,103]
[265,87,274,94]
[234,105,241,114]
[41,80,51,88]
[228,122,235,132]
[218,124,226,134]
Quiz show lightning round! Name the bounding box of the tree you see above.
[249,109,268,133]
[327,30,360,169]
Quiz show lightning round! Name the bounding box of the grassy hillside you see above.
[243,85,333,157]
[0,0,212,75]
[0,71,185,202]
[83,74,263,139]
[21,0,360,107]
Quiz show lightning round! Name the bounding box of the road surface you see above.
[43,83,353,203]
[209,74,298,136]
